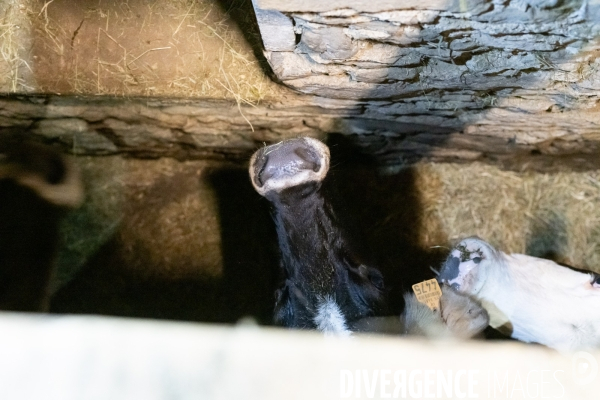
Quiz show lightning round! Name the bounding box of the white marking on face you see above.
[313,297,351,337]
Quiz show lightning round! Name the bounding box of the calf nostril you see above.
[250,147,270,187]
[254,155,268,187]
[294,147,320,172]
[257,142,321,184]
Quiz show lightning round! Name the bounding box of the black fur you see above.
[264,179,385,329]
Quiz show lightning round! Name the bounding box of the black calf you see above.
[249,138,385,334]
[250,137,490,339]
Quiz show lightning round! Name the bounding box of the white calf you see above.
[438,237,600,351]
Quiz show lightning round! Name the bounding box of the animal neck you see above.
[475,252,513,309]
[267,183,352,292]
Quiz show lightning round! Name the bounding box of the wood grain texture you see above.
[2,94,599,171]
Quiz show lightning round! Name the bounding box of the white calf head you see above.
[438,237,600,351]
[438,237,500,295]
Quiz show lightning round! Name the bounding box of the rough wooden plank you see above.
[2,94,600,172]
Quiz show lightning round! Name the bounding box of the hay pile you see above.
[52,155,278,321]
[0,0,35,92]
[55,156,224,292]
[416,162,600,272]
[45,154,600,320]
[0,0,283,101]
[55,157,600,296]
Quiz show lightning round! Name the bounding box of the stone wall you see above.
[2,0,600,170]
[251,0,600,167]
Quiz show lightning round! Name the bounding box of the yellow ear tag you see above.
[412,279,442,311]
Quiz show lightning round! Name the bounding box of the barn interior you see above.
[1,0,600,397]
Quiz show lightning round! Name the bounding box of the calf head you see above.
[438,237,497,296]
[438,237,600,351]
[249,138,385,335]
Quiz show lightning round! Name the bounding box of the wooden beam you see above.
[1,94,600,171]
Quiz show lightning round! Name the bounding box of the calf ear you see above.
[0,143,83,208]
[401,286,489,339]
[439,284,489,338]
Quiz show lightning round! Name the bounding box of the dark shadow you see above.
[0,182,63,311]
[52,164,280,324]
[206,166,280,324]
[323,134,448,314]
[526,214,569,264]
[51,236,225,322]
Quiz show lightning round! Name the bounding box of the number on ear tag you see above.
[412,279,442,311]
